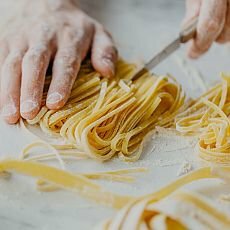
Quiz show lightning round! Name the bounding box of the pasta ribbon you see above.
[0,158,229,211]
[98,167,230,230]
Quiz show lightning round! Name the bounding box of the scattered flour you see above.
[153,158,183,167]
[176,160,193,176]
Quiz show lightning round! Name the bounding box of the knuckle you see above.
[56,48,79,66]
[24,44,49,64]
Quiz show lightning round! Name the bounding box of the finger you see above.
[46,23,94,110]
[182,0,201,27]
[20,43,52,120]
[1,50,25,124]
[217,0,230,43]
[187,0,227,58]
[1,34,28,123]
[91,25,118,78]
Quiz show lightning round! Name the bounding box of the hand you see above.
[0,0,118,124]
[183,0,229,58]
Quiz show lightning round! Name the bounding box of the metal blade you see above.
[145,37,180,70]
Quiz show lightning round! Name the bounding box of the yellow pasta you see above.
[100,189,230,230]
[98,166,230,230]
[176,73,230,164]
[24,59,184,162]
[1,159,226,229]
[1,59,230,229]
[0,158,229,209]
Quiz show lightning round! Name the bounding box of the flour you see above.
[174,54,207,96]
[47,92,63,104]
[177,160,193,176]
[153,158,183,167]
[1,103,17,117]
[20,100,39,113]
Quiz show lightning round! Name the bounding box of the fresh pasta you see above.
[26,59,185,162]
[99,189,230,230]
[0,59,230,229]
[176,73,230,164]
[0,159,229,229]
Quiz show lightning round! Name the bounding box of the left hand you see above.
[0,0,118,124]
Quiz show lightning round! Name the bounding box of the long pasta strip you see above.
[99,167,230,229]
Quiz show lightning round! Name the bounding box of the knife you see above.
[132,17,198,80]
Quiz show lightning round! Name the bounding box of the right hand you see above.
[183,0,230,58]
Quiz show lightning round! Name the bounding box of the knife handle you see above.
[180,17,198,43]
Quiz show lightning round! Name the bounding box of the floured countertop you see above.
[0,0,230,229]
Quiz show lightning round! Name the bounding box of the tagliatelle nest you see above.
[25,59,185,162]
[176,74,230,164]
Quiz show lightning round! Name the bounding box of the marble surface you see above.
[0,0,230,229]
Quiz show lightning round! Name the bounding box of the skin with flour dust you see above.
[0,0,229,124]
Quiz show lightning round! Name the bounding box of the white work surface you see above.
[0,0,230,229]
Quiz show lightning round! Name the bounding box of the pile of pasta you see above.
[26,59,185,162]
[1,60,230,229]
[176,74,230,164]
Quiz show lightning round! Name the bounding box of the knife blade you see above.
[132,17,198,80]
[145,37,181,70]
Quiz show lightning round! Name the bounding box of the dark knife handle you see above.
[180,17,198,43]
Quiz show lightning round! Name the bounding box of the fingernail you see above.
[1,103,17,117]
[102,58,115,76]
[21,100,39,113]
[47,92,63,104]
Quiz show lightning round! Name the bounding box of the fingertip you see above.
[1,103,20,124]
[3,114,20,124]
[46,100,66,110]
[187,48,200,59]
[20,109,40,120]
[46,92,66,110]
[92,46,118,78]
[93,57,116,78]
[20,100,40,120]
